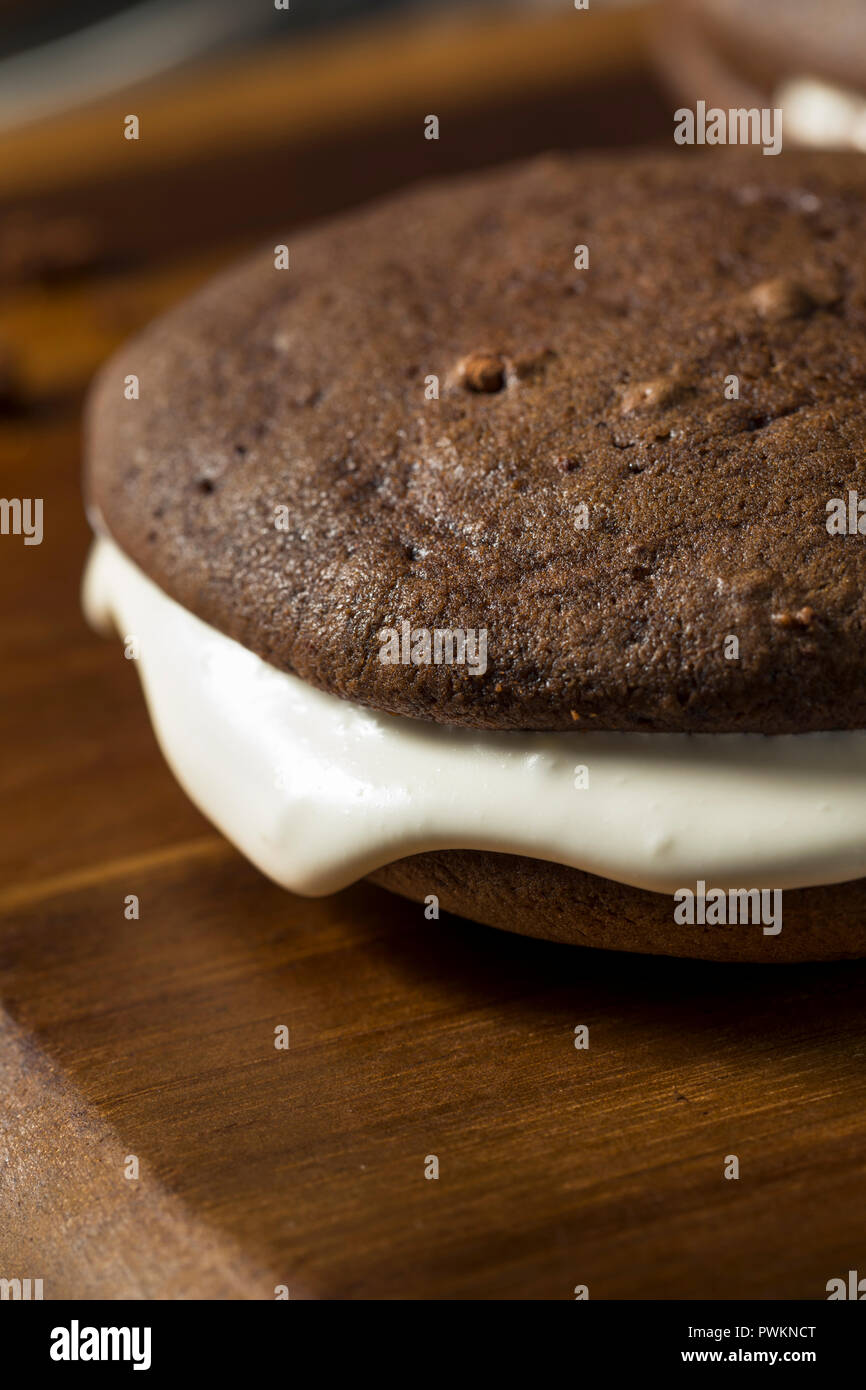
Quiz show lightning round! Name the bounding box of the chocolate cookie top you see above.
[86,151,866,733]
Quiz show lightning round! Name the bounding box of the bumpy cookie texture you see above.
[87,151,866,733]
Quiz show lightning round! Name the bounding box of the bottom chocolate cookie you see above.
[370,851,866,963]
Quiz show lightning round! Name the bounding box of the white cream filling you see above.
[83,537,866,898]
[777,76,866,152]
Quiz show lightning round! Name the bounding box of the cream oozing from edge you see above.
[84,536,866,898]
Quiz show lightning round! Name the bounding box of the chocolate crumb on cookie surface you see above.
[87,150,866,734]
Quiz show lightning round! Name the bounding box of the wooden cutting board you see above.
[1,4,864,1300]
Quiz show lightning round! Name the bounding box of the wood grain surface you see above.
[1,5,864,1301]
